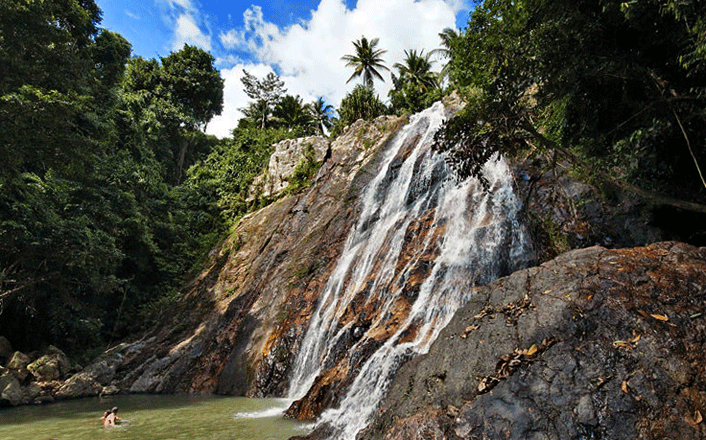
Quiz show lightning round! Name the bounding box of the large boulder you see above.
[7,351,30,370]
[56,353,123,399]
[0,374,23,406]
[359,242,706,440]
[27,346,70,382]
[7,351,31,382]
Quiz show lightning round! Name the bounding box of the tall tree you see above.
[240,70,287,129]
[389,49,441,114]
[0,0,104,181]
[161,44,224,131]
[122,45,224,183]
[436,0,706,203]
[0,0,128,353]
[341,36,389,89]
[309,97,336,134]
[430,27,462,84]
[240,99,272,130]
[393,49,438,91]
[272,95,315,132]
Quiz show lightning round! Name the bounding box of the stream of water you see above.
[287,101,530,439]
[0,395,309,440]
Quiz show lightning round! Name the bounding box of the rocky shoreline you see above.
[0,342,118,406]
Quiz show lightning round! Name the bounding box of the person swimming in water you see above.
[101,407,122,428]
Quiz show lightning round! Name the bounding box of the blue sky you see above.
[95,0,471,137]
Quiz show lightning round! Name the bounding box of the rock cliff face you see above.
[250,136,331,199]
[358,242,706,440]
[106,114,409,397]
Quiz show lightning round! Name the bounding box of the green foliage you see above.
[437,0,706,199]
[240,99,271,130]
[336,85,388,129]
[310,97,336,135]
[240,70,287,129]
[430,27,462,84]
[122,45,224,184]
[161,44,224,130]
[0,1,231,359]
[186,127,301,222]
[286,145,320,194]
[389,49,443,114]
[272,95,316,133]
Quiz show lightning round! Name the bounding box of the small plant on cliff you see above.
[286,145,320,194]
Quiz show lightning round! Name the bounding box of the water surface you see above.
[0,394,309,440]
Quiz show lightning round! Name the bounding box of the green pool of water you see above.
[0,394,310,440]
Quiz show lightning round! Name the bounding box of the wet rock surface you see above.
[55,352,123,399]
[104,115,408,398]
[358,242,706,440]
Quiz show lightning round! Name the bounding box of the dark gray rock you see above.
[56,353,123,399]
[360,242,706,440]
[0,374,23,406]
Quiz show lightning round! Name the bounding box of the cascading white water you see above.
[287,101,530,439]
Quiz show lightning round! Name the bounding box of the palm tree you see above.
[393,49,438,92]
[272,95,315,132]
[341,36,390,89]
[309,97,335,134]
[430,27,461,84]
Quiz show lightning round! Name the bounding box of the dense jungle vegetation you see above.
[1,0,705,362]
[435,0,706,205]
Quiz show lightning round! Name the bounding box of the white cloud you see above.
[160,0,196,12]
[156,0,212,52]
[173,13,211,50]
[207,0,469,138]
[207,63,276,138]
[124,10,141,20]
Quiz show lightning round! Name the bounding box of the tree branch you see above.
[522,122,706,215]
[672,109,706,191]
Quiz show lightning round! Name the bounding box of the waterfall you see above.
[287,101,530,439]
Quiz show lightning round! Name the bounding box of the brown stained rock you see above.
[110,114,408,398]
[286,358,351,421]
[359,242,706,440]
[284,203,450,420]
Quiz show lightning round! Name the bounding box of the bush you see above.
[337,85,388,128]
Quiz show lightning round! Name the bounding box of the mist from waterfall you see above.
[287,101,531,439]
